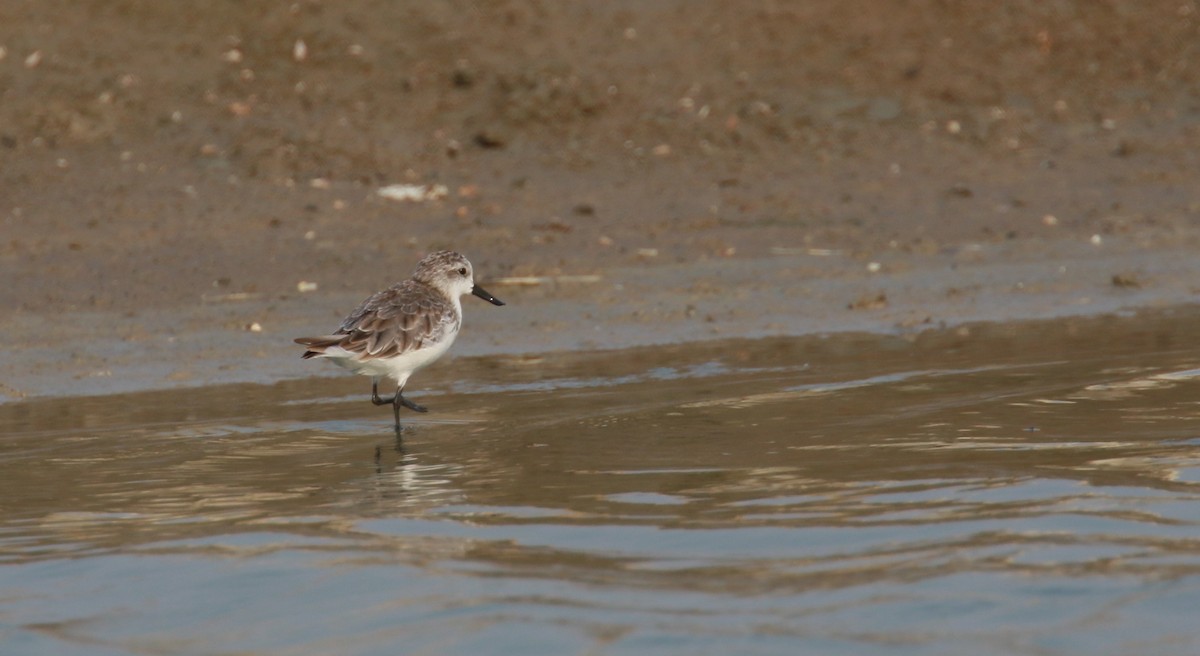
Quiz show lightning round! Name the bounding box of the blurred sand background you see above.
[2,1,1200,399]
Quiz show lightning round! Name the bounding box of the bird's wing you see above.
[329,282,458,358]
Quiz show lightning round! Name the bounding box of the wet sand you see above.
[2,2,1200,401]
[4,233,1200,401]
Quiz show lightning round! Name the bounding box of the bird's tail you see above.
[294,335,343,359]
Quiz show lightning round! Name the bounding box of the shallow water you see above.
[5,310,1200,655]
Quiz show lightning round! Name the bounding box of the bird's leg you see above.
[394,384,428,414]
[372,379,406,432]
[375,380,427,431]
[371,379,395,406]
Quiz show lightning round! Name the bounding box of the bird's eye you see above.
[458,267,468,276]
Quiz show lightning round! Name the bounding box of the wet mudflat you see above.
[5,310,1200,655]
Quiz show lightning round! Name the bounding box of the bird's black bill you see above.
[471,284,505,306]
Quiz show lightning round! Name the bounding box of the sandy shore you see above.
[4,231,1199,401]
[2,1,1199,401]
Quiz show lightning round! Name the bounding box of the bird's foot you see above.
[398,395,428,413]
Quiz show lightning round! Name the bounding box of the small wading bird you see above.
[294,251,505,430]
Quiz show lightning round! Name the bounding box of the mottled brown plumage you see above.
[297,278,460,360]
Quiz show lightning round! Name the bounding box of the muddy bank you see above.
[1,2,1199,399]
[3,234,1199,401]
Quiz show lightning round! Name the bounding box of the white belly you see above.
[320,332,458,387]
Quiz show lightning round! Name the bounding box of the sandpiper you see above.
[294,250,505,429]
